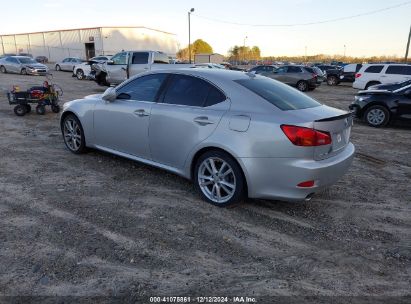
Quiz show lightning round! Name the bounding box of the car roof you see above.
[13,56,33,59]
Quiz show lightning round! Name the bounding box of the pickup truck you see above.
[92,50,193,86]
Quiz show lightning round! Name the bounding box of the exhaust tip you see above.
[305,193,315,202]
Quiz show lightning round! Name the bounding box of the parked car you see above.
[92,50,193,86]
[248,65,278,74]
[35,56,48,63]
[73,55,112,80]
[60,69,354,206]
[55,57,84,72]
[353,64,411,90]
[0,56,48,75]
[260,65,323,91]
[349,82,411,127]
[220,62,245,71]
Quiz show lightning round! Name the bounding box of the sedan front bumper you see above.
[239,143,355,202]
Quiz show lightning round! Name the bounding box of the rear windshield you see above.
[235,78,321,111]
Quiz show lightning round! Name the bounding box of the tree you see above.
[227,45,261,62]
[176,39,213,61]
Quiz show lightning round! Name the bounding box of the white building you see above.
[194,53,225,64]
[0,26,178,61]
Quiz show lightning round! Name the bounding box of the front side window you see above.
[385,65,411,75]
[235,77,321,111]
[63,58,69,63]
[116,73,167,102]
[132,52,149,64]
[162,74,225,107]
[276,67,287,73]
[111,52,127,65]
[364,65,384,73]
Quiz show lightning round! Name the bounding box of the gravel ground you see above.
[0,69,410,303]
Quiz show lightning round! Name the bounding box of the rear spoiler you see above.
[315,112,352,122]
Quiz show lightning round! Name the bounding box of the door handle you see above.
[193,116,214,126]
[134,109,150,117]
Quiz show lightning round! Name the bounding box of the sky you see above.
[1,0,410,57]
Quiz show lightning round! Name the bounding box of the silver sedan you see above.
[60,69,355,206]
[0,56,49,75]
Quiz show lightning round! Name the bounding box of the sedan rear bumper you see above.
[239,143,355,202]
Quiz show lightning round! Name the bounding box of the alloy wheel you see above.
[63,118,82,151]
[366,108,385,126]
[198,157,236,204]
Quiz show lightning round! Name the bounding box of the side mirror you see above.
[102,87,116,102]
[106,60,114,65]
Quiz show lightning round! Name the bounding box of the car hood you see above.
[357,89,392,96]
[85,94,103,99]
[24,63,48,69]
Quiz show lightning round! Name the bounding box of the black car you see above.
[35,56,48,63]
[349,84,411,127]
[368,79,411,91]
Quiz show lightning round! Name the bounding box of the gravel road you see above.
[0,69,410,303]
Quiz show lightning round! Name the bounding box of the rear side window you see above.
[287,66,302,73]
[235,78,321,111]
[304,67,315,73]
[355,64,363,72]
[132,52,149,64]
[364,65,383,73]
[153,52,169,64]
[385,65,411,75]
[163,75,225,107]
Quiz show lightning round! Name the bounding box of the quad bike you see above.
[7,73,63,116]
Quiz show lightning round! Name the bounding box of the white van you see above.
[353,64,411,90]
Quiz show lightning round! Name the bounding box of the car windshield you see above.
[235,77,322,111]
[18,57,37,64]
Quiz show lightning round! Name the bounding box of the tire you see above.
[327,75,338,86]
[0,66,6,73]
[21,68,27,75]
[51,104,60,113]
[36,105,46,115]
[55,65,61,71]
[76,69,84,80]
[364,105,390,127]
[365,81,380,90]
[194,150,245,207]
[296,80,308,92]
[61,114,86,154]
[14,105,27,116]
[24,104,31,113]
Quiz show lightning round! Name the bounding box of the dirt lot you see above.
[0,69,410,303]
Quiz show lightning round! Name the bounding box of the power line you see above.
[193,1,411,27]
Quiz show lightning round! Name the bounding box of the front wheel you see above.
[55,65,61,71]
[21,68,27,75]
[14,105,27,116]
[0,66,7,73]
[76,69,84,80]
[194,151,245,207]
[364,105,390,127]
[297,80,308,92]
[62,114,86,154]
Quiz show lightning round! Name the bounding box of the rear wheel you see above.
[0,66,6,73]
[51,104,60,113]
[297,80,308,92]
[76,69,85,80]
[194,150,245,207]
[36,105,46,115]
[62,114,86,154]
[14,105,26,116]
[327,75,338,86]
[364,105,390,127]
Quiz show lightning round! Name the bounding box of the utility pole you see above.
[405,24,411,63]
[188,8,194,63]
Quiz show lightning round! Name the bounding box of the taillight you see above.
[280,125,332,146]
[312,73,317,78]
[355,73,362,78]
